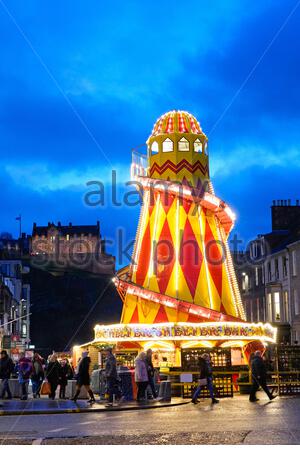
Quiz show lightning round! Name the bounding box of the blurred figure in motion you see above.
[71,351,95,404]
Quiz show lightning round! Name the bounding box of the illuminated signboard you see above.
[94,322,276,343]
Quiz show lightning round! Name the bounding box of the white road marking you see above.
[47,427,68,433]
[78,421,97,425]
[32,438,43,445]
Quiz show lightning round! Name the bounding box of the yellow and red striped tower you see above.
[115,110,247,326]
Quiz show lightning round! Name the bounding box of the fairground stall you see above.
[75,111,277,398]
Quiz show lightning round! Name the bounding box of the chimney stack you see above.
[69,222,72,227]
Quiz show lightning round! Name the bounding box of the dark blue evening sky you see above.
[1,0,300,265]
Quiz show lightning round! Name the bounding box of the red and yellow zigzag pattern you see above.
[150,159,209,177]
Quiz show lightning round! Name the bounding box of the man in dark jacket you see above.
[192,353,219,405]
[17,352,33,400]
[249,350,277,402]
[0,350,14,399]
[71,351,95,403]
[145,349,157,399]
[105,348,119,407]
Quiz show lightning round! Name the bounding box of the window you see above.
[178,137,189,151]
[256,297,260,321]
[242,272,249,291]
[294,289,299,315]
[268,262,271,281]
[274,292,280,320]
[283,256,288,277]
[283,291,289,321]
[22,324,27,337]
[204,142,209,155]
[66,234,70,241]
[275,259,279,279]
[162,138,173,152]
[255,267,259,286]
[151,141,159,154]
[292,250,297,276]
[267,293,272,320]
[194,138,202,153]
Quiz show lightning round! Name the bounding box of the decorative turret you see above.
[147,110,209,189]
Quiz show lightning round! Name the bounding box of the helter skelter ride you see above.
[91,110,276,367]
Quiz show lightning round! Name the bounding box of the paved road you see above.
[1,396,300,444]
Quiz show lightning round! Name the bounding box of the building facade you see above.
[31,221,115,274]
[0,259,31,354]
[234,200,300,343]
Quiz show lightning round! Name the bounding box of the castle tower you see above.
[115,110,246,325]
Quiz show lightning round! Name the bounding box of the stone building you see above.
[31,221,115,274]
[234,200,300,343]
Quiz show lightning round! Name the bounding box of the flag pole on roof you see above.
[15,213,22,238]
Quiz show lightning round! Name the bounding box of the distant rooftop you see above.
[32,221,101,237]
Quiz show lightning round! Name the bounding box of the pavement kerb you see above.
[0,399,191,416]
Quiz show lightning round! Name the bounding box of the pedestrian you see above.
[17,352,33,400]
[135,352,148,402]
[249,350,277,402]
[46,353,61,400]
[104,347,119,407]
[59,358,73,399]
[31,352,45,398]
[71,351,96,404]
[192,353,219,405]
[145,349,157,399]
[0,350,14,400]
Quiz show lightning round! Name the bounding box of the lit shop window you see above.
[151,141,159,154]
[178,137,189,151]
[162,138,173,152]
[274,292,280,320]
[194,138,202,153]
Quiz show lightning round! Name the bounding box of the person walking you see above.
[17,352,33,400]
[192,353,219,405]
[59,358,73,399]
[145,349,157,399]
[71,351,95,404]
[249,350,277,402]
[0,350,14,400]
[31,352,44,398]
[104,347,119,407]
[135,352,149,402]
[46,354,61,400]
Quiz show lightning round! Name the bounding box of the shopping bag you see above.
[198,378,207,386]
[40,380,51,395]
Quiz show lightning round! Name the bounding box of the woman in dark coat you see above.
[46,354,61,400]
[71,352,95,403]
[59,359,73,399]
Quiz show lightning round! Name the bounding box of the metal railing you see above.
[131,149,149,179]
